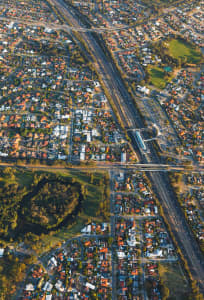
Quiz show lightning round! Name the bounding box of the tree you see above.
[162,285,170,300]
[108,237,113,246]
[90,173,94,184]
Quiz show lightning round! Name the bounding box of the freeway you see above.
[49,0,204,292]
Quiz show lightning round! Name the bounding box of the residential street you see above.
[49,0,204,292]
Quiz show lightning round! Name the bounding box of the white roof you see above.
[121,152,126,163]
[81,225,91,234]
[117,251,126,258]
[43,281,53,292]
[0,248,4,257]
[80,152,85,161]
[8,22,14,29]
[50,257,57,266]
[147,249,163,257]
[86,282,95,290]
[25,283,35,291]
[55,280,65,292]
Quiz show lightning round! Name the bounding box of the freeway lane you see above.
[49,0,142,130]
[150,171,204,289]
[49,0,204,292]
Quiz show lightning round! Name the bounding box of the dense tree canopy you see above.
[0,169,83,241]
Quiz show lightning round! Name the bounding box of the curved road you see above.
[50,0,204,292]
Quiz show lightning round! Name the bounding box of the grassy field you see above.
[61,169,108,218]
[148,67,170,89]
[16,169,35,188]
[29,169,109,253]
[168,38,203,64]
[159,262,190,300]
[147,37,202,89]
[0,167,109,254]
